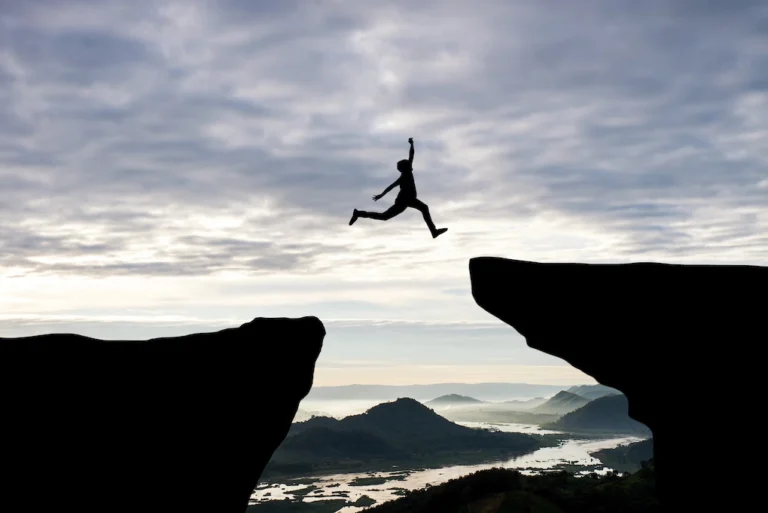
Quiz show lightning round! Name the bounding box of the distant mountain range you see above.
[264,398,545,478]
[501,396,547,409]
[423,394,561,425]
[566,384,622,400]
[425,394,484,406]
[532,391,591,415]
[304,383,575,401]
[546,394,651,435]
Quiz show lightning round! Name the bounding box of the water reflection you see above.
[456,420,564,435]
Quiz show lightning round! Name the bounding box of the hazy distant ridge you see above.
[566,384,621,400]
[305,382,576,401]
[426,394,484,406]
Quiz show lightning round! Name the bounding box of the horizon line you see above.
[308,381,601,388]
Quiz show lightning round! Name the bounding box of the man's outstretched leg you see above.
[350,202,407,225]
[408,199,447,238]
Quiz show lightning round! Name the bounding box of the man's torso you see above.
[397,171,417,200]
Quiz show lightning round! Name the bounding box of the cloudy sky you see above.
[1,0,766,386]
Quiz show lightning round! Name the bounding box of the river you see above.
[249,420,645,512]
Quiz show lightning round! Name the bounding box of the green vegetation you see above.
[355,495,377,507]
[545,395,651,435]
[246,499,348,513]
[350,474,408,486]
[363,463,657,512]
[592,439,654,473]
[263,398,549,480]
[291,485,319,497]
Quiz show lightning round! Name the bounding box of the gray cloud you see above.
[0,224,352,275]
[1,0,767,279]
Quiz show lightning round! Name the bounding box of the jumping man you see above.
[349,137,448,239]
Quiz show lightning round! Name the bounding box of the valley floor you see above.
[250,433,647,513]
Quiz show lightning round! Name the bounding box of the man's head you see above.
[397,159,412,172]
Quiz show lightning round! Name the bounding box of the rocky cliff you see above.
[0,316,324,513]
[469,256,764,511]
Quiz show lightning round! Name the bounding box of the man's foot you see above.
[349,209,359,225]
[432,227,448,238]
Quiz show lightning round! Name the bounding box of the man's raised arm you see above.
[408,137,414,164]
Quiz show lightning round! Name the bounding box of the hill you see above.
[546,394,652,435]
[567,384,622,400]
[361,465,658,513]
[425,394,484,407]
[278,426,401,460]
[532,391,590,414]
[263,398,545,478]
[286,415,340,437]
[592,438,654,473]
[501,396,547,409]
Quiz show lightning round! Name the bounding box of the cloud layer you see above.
[3,0,767,280]
[2,1,766,383]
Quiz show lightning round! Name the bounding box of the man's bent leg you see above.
[357,202,407,221]
[408,199,437,233]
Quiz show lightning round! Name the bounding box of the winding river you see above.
[250,421,645,512]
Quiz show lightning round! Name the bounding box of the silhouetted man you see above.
[349,138,448,239]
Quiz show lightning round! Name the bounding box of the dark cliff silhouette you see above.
[469,256,765,511]
[0,316,324,513]
[349,138,448,238]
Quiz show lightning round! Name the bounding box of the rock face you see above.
[0,316,324,513]
[469,257,764,511]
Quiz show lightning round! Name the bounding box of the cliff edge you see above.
[469,256,764,510]
[0,316,325,513]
